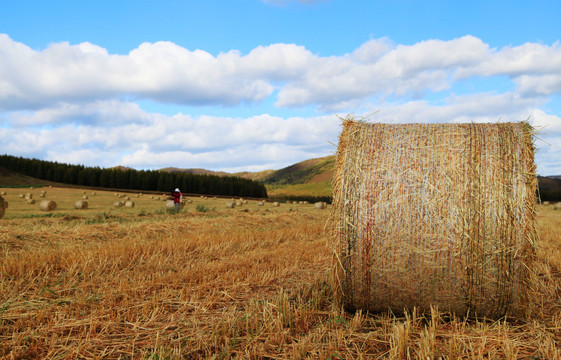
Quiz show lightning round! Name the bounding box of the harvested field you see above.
[1,186,561,359]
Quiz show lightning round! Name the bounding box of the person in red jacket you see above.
[171,188,182,213]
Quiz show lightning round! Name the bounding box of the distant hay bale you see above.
[187,199,192,204]
[226,201,236,209]
[272,202,280,207]
[243,200,248,204]
[40,200,57,211]
[39,192,46,198]
[26,199,36,205]
[332,118,538,319]
[91,192,96,196]
[314,201,327,209]
[0,191,6,195]
[554,202,561,210]
[0,195,6,219]
[75,200,88,209]
[258,201,264,206]
[166,200,183,210]
[24,193,32,200]
[125,201,135,208]
[114,201,124,208]
[82,195,88,200]
[30,187,34,190]
[19,194,24,198]
[235,201,242,207]
[542,201,550,205]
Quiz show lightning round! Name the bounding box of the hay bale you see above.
[0,195,6,219]
[314,201,327,209]
[542,201,550,205]
[114,201,124,208]
[554,202,561,210]
[40,200,57,211]
[24,193,32,200]
[166,200,175,209]
[0,191,6,195]
[18,194,24,198]
[332,118,538,319]
[226,201,236,209]
[258,201,264,206]
[272,202,280,207]
[39,193,46,198]
[82,195,88,200]
[235,201,242,207]
[26,199,36,204]
[91,192,96,196]
[75,200,88,209]
[124,201,135,208]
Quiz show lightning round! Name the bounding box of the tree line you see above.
[0,154,268,198]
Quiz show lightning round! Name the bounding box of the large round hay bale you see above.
[314,201,327,209]
[0,195,6,219]
[332,118,537,319]
[75,200,88,209]
[40,200,57,211]
[124,201,135,208]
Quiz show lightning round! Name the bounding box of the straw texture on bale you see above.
[75,200,88,209]
[40,200,57,211]
[332,118,538,319]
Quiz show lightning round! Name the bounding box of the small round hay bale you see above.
[226,201,236,209]
[235,201,242,207]
[26,199,36,204]
[39,193,46,198]
[149,195,154,199]
[91,192,96,196]
[243,200,248,204]
[272,202,280,207]
[19,194,24,198]
[124,201,135,208]
[75,200,88,209]
[0,191,6,195]
[125,196,130,201]
[166,200,175,209]
[187,199,192,203]
[114,201,124,208]
[29,187,34,190]
[24,193,32,200]
[82,191,86,194]
[314,201,327,209]
[156,197,160,200]
[135,195,139,198]
[82,195,88,200]
[258,201,264,206]
[554,202,561,210]
[40,200,57,211]
[0,195,6,219]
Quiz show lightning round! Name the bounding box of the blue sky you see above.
[1,0,560,175]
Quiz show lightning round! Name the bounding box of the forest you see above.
[0,154,268,198]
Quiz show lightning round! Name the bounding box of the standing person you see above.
[172,188,182,213]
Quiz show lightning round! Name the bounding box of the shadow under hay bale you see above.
[331,117,538,320]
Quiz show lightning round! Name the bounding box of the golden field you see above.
[1,186,561,359]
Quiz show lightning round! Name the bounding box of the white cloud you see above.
[1,34,561,175]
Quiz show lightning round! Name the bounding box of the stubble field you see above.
[1,186,560,359]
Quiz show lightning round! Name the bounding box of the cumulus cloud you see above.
[1,34,561,175]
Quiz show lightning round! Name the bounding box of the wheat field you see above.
[1,186,560,359]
